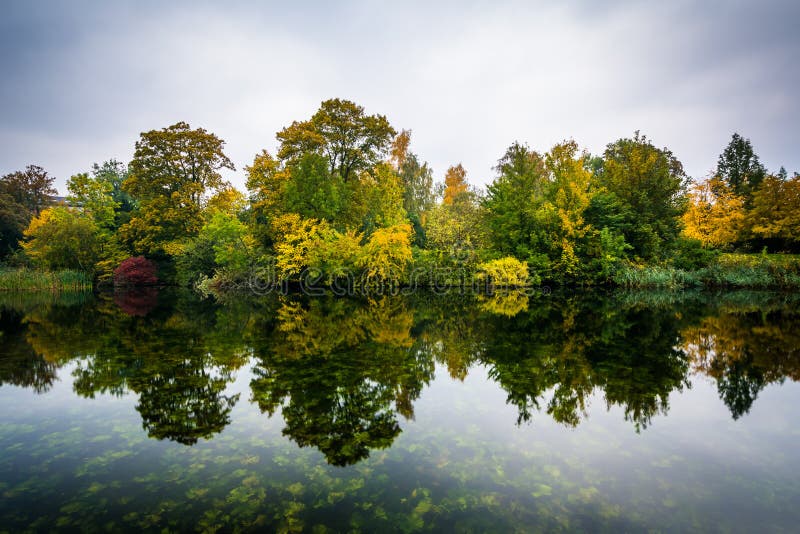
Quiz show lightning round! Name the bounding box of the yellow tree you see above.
[682,177,746,248]
[22,207,101,272]
[272,214,324,278]
[205,185,247,217]
[390,129,412,170]
[749,174,800,247]
[544,140,594,276]
[443,164,469,205]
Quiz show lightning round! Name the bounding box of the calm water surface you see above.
[0,289,798,532]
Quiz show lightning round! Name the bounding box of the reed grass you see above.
[612,265,701,289]
[0,268,92,291]
[613,254,800,289]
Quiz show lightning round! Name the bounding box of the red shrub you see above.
[113,256,158,286]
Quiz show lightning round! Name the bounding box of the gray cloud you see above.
[1,0,798,193]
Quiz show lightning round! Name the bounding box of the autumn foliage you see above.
[477,257,531,287]
[5,101,799,291]
[113,256,159,286]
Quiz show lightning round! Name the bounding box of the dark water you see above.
[0,288,799,532]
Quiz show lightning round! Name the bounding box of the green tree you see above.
[716,133,766,198]
[121,122,235,255]
[345,162,407,234]
[0,192,29,259]
[483,141,598,280]
[251,100,404,242]
[202,212,260,274]
[424,188,487,284]
[66,172,120,230]
[90,160,136,227]
[400,154,434,220]
[307,228,363,285]
[426,192,485,254]
[276,98,396,182]
[283,152,344,222]
[390,130,435,217]
[65,172,128,280]
[390,130,435,245]
[400,154,434,200]
[599,132,688,259]
[483,142,549,260]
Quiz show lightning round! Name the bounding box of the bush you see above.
[174,236,216,287]
[583,227,631,283]
[113,256,159,286]
[477,256,532,287]
[357,223,414,286]
[670,237,719,270]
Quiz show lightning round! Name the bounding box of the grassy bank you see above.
[2,254,799,293]
[0,269,92,291]
[613,253,800,289]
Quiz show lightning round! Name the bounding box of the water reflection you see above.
[681,293,800,419]
[1,288,798,462]
[0,306,59,393]
[251,298,433,466]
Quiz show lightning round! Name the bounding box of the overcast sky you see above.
[1,0,798,194]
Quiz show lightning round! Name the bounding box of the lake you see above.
[1,288,798,532]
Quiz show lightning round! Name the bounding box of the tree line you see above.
[1,98,798,288]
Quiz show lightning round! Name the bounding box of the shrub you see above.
[357,223,414,286]
[477,256,532,287]
[113,256,158,286]
[308,228,362,285]
[670,237,719,270]
[583,227,631,283]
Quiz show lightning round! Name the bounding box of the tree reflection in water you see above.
[681,292,800,419]
[0,306,59,393]
[250,297,432,466]
[1,288,798,463]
